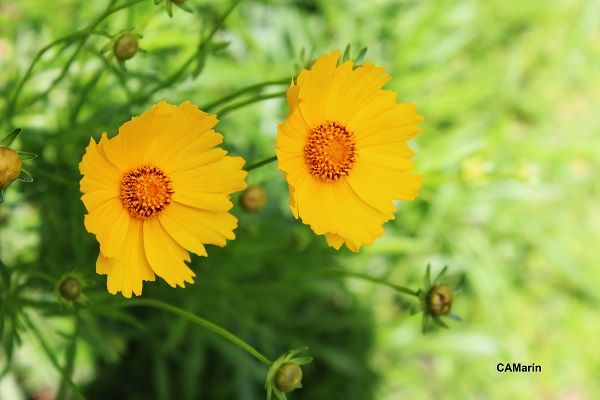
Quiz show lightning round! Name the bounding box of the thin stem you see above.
[56,313,79,400]
[201,78,290,112]
[5,30,90,120]
[244,156,277,172]
[317,269,419,296]
[4,0,146,122]
[234,268,420,297]
[215,91,287,117]
[25,165,79,188]
[131,0,246,105]
[18,312,85,400]
[20,271,56,285]
[206,0,246,43]
[107,298,272,367]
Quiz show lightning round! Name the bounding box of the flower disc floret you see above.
[120,165,174,219]
[304,121,356,181]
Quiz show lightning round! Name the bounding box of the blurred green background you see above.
[1,0,599,399]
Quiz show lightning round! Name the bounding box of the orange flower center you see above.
[120,165,174,220]
[304,121,356,181]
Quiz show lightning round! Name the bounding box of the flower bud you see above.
[275,363,302,393]
[0,147,22,190]
[240,186,266,213]
[114,34,139,61]
[427,284,453,316]
[59,277,82,301]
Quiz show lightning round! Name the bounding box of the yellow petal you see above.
[352,103,424,145]
[84,198,130,259]
[172,156,247,196]
[324,232,344,250]
[349,161,423,203]
[286,78,301,112]
[101,219,155,298]
[162,202,238,248]
[158,206,208,257]
[296,50,340,128]
[143,218,195,288]
[296,178,389,251]
[79,133,122,192]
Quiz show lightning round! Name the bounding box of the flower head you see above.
[276,50,423,252]
[79,101,247,297]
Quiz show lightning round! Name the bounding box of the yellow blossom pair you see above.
[80,50,423,297]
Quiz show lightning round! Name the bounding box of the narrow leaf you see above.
[16,151,37,160]
[0,128,22,147]
[17,169,33,182]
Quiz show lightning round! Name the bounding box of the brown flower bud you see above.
[0,147,22,190]
[114,34,139,61]
[240,186,266,213]
[427,285,453,316]
[275,363,302,393]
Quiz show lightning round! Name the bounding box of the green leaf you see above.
[174,1,194,13]
[17,169,33,182]
[16,151,37,160]
[354,47,368,66]
[0,128,22,147]
[424,264,431,290]
[433,265,449,285]
[342,44,351,63]
[432,315,449,329]
[166,0,173,17]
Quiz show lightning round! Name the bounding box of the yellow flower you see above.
[79,101,247,297]
[276,50,423,252]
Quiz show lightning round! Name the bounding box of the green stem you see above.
[20,271,56,285]
[130,0,246,106]
[235,268,420,297]
[25,165,79,188]
[18,312,85,400]
[244,156,277,172]
[316,269,419,297]
[4,0,146,122]
[201,78,290,112]
[215,91,287,117]
[107,298,272,367]
[56,313,79,400]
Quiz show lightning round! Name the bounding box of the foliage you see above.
[1,0,600,399]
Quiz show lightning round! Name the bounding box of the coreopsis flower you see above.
[276,50,424,252]
[79,101,247,297]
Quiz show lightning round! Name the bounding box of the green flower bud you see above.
[427,284,453,316]
[114,34,139,61]
[240,186,266,213]
[275,363,302,393]
[0,147,22,190]
[59,277,82,301]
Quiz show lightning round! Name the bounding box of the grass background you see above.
[1,0,599,399]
